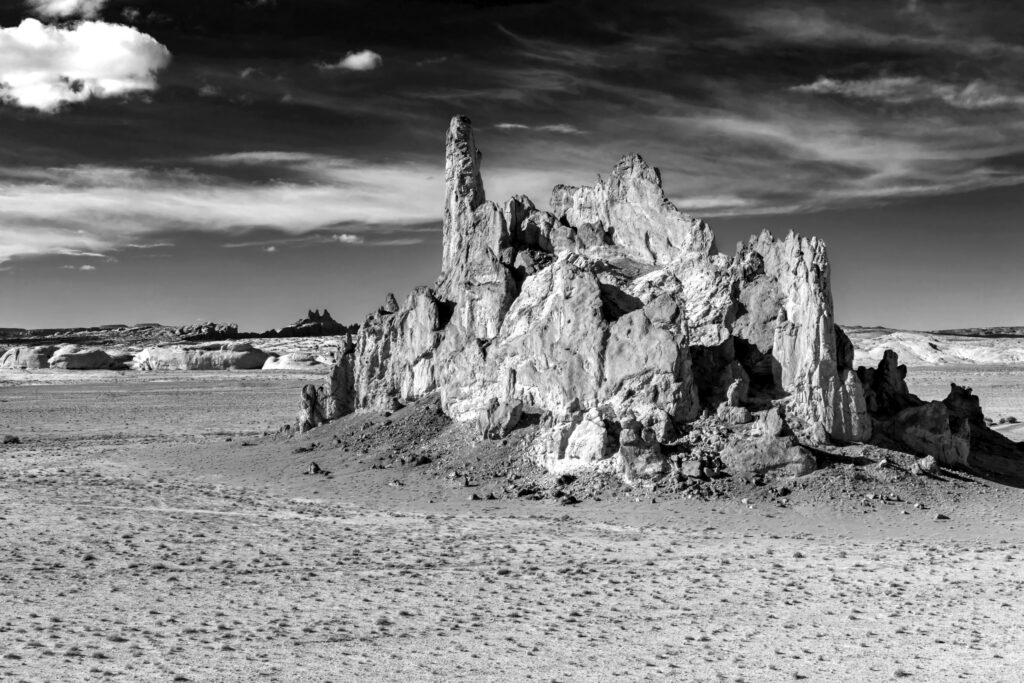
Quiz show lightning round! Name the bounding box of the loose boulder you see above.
[719,407,817,479]
[478,398,523,439]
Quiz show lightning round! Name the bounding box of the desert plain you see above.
[1,362,1023,682]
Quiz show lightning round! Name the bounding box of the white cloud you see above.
[793,76,1024,110]
[29,0,107,18]
[0,18,171,112]
[333,233,364,244]
[495,122,583,134]
[0,156,445,262]
[318,49,382,72]
[61,263,96,270]
[264,245,277,252]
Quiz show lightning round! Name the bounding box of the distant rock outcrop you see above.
[48,345,115,370]
[299,115,1022,484]
[134,342,269,371]
[271,310,352,338]
[0,345,58,369]
[176,322,239,342]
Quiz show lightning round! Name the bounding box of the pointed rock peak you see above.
[611,153,662,188]
[382,292,400,314]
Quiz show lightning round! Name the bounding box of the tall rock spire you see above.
[442,115,486,277]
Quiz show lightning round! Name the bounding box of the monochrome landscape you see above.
[2,1,1023,681]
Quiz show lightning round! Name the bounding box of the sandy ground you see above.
[2,369,1024,682]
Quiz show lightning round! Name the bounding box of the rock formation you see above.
[858,350,1024,483]
[271,309,353,338]
[0,345,58,369]
[48,345,115,370]
[299,115,1022,484]
[134,342,269,371]
[176,322,239,342]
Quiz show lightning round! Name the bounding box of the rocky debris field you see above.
[2,370,1024,680]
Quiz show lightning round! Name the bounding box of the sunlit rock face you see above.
[301,114,1020,482]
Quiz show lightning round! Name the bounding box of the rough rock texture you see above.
[550,154,716,265]
[48,345,114,370]
[719,407,817,479]
[477,398,523,439]
[297,340,356,431]
[0,345,58,369]
[134,342,270,371]
[300,114,1022,485]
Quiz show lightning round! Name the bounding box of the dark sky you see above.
[0,0,1022,330]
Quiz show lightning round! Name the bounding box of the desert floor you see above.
[1,367,1023,682]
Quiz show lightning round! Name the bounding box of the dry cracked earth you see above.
[1,368,1024,682]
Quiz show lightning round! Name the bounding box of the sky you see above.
[0,0,1022,331]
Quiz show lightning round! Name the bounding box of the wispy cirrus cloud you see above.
[793,76,1024,110]
[495,122,584,134]
[732,6,1024,58]
[0,155,444,263]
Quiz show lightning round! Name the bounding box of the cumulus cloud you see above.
[318,49,382,72]
[0,18,171,112]
[61,263,96,270]
[333,233,364,244]
[29,0,107,18]
[793,76,1024,110]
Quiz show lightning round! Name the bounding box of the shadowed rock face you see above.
[300,115,1019,483]
[861,353,1024,483]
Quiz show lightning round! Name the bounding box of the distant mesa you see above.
[297,114,1024,487]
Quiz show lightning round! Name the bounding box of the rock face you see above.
[300,114,1021,484]
[134,342,269,371]
[859,351,1024,483]
[0,345,58,369]
[48,345,115,370]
